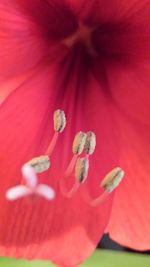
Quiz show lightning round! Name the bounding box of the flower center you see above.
[62,22,97,56]
[6,110,125,206]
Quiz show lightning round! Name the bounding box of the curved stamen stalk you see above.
[46,131,59,156]
[64,154,78,177]
[83,167,125,207]
[60,157,89,198]
[83,187,109,207]
[60,178,80,198]
[64,131,87,177]
[60,132,87,197]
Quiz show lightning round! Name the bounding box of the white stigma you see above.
[35,184,55,200]
[6,164,55,201]
[22,164,37,188]
[6,186,32,201]
[100,167,125,192]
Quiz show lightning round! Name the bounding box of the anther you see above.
[26,155,50,173]
[46,110,66,156]
[72,132,87,155]
[75,158,89,183]
[82,167,125,207]
[64,132,87,177]
[101,167,125,192]
[60,157,89,198]
[84,131,96,155]
[54,109,66,133]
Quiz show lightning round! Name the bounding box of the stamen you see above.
[64,132,87,177]
[100,167,125,192]
[64,154,78,177]
[54,109,66,133]
[26,155,50,173]
[60,157,89,198]
[84,131,96,155]
[60,179,80,198]
[72,131,87,155]
[46,132,59,156]
[83,167,125,207]
[75,158,89,183]
[46,109,66,156]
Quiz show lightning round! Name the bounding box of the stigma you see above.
[6,163,55,201]
[6,109,125,206]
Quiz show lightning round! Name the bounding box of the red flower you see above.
[0,1,150,266]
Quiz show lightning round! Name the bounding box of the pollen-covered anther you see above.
[84,131,96,155]
[26,155,50,173]
[101,167,125,192]
[54,109,66,133]
[75,158,89,183]
[72,132,87,155]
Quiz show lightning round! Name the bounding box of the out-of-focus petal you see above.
[0,0,77,77]
[91,0,150,64]
[0,1,49,76]
[104,60,150,250]
[107,115,150,250]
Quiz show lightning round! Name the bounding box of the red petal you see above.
[0,68,37,102]
[0,0,77,77]
[108,120,150,250]
[0,1,48,77]
[105,62,150,250]
[92,0,150,63]
[0,54,115,266]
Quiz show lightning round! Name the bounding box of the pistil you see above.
[6,162,55,201]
